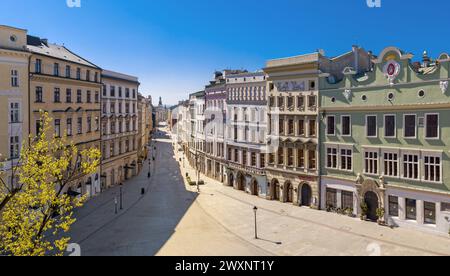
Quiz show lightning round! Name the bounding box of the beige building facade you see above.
[101,70,139,189]
[0,25,31,188]
[27,34,102,197]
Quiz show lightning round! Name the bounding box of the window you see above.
[11,70,19,87]
[133,89,136,98]
[95,91,99,103]
[326,188,337,208]
[308,95,317,108]
[287,148,294,167]
[441,203,450,212]
[287,96,294,109]
[364,150,378,175]
[87,117,92,132]
[278,148,284,166]
[125,88,130,98]
[424,155,441,183]
[234,149,239,163]
[326,147,338,169]
[66,89,72,103]
[309,150,316,170]
[54,119,61,137]
[94,72,98,83]
[269,96,275,107]
[406,199,417,221]
[95,117,99,131]
[76,68,81,80]
[279,119,284,135]
[341,191,353,210]
[102,85,107,97]
[86,70,90,81]
[110,86,116,97]
[383,152,399,177]
[424,202,436,225]
[341,116,351,136]
[384,115,396,138]
[65,65,71,78]
[10,103,20,123]
[404,115,417,138]
[327,116,335,136]
[9,136,20,160]
[298,120,305,136]
[297,149,305,168]
[425,114,439,139]
[35,87,43,102]
[309,120,316,137]
[389,196,399,217]
[341,149,352,171]
[36,120,43,137]
[288,120,294,135]
[242,150,247,166]
[54,88,61,103]
[297,96,305,109]
[67,118,72,136]
[54,63,59,76]
[403,153,419,180]
[77,118,82,134]
[278,96,284,108]
[77,90,82,103]
[87,90,91,103]
[110,102,115,113]
[110,121,116,134]
[35,59,42,73]
[366,115,377,137]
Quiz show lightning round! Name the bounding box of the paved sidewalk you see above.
[173,137,450,256]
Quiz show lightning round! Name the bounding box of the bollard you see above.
[141,188,145,195]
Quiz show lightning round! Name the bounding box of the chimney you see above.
[422,51,431,67]
[352,45,359,73]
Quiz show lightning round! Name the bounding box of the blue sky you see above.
[2,0,450,105]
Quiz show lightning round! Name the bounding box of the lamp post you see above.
[114,197,118,214]
[253,206,258,239]
[119,183,123,210]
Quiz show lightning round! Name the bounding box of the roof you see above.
[102,69,139,83]
[26,35,99,68]
[265,52,320,68]
[189,91,205,98]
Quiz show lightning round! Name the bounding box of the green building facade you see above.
[319,46,450,234]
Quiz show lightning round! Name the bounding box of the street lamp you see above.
[253,206,258,240]
[119,183,123,210]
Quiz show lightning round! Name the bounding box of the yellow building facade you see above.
[0,25,31,187]
[28,35,102,197]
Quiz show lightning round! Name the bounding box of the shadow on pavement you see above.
[67,128,199,256]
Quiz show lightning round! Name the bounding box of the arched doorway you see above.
[251,179,259,196]
[271,179,280,201]
[237,172,245,191]
[301,184,312,207]
[364,191,379,221]
[285,182,293,203]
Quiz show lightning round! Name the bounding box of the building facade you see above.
[0,25,31,188]
[320,46,450,234]
[27,34,102,198]
[101,70,139,189]
[187,91,206,175]
[204,71,228,183]
[225,71,268,197]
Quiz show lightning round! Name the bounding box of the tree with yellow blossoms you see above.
[0,112,101,256]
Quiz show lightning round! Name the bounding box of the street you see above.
[68,127,450,256]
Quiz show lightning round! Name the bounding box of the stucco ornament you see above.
[440,81,449,94]
[343,89,352,101]
[383,60,401,86]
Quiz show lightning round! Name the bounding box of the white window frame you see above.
[422,152,442,184]
[326,146,338,169]
[341,115,352,137]
[403,114,417,139]
[381,149,400,178]
[366,115,378,138]
[9,135,20,160]
[363,148,379,175]
[326,115,336,136]
[9,102,20,123]
[339,146,353,171]
[424,113,440,140]
[383,114,396,138]
[11,69,19,87]
[401,150,420,181]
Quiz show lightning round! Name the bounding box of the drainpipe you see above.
[27,54,31,146]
